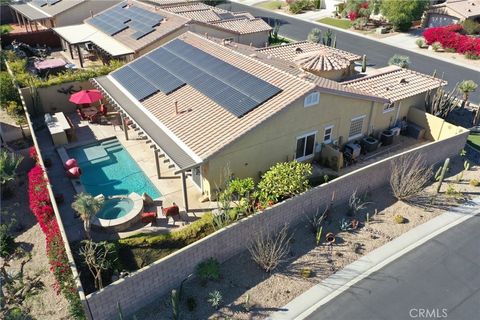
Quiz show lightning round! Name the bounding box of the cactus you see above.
[425,84,458,118]
[332,35,337,48]
[171,289,180,320]
[244,294,251,311]
[456,160,470,182]
[315,226,323,246]
[436,158,450,193]
[366,212,370,224]
[361,54,367,72]
[322,28,334,46]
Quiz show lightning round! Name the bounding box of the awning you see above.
[92,76,200,171]
[10,3,50,21]
[53,24,134,57]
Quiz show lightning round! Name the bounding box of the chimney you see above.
[174,100,179,115]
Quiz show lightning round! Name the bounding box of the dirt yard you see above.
[1,173,70,320]
[134,155,480,320]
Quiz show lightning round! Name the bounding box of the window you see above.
[349,115,365,139]
[323,125,334,143]
[296,132,316,160]
[383,102,395,113]
[304,92,320,107]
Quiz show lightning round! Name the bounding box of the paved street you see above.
[304,214,480,320]
[220,2,480,104]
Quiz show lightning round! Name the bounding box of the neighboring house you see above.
[159,2,272,47]
[9,0,120,31]
[53,1,189,66]
[426,0,480,27]
[92,32,445,205]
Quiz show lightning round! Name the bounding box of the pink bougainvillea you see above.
[348,11,358,21]
[423,24,480,57]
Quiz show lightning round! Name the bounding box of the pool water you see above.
[68,139,160,198]
[98,198,133,220]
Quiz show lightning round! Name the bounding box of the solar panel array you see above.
[111,39,282,117]
[88,4,163,39]
[32,0,61,7]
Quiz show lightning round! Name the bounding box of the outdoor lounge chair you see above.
[163,203,180,224]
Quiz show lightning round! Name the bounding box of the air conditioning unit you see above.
[344,143,361,159]
[390,127,401,136]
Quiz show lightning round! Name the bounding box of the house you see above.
[158,2,272,47]
[53,0,271,67]
[91,32,444,207]
[9,0,120,31]
[425,0,480,27]
[53,1,189,66]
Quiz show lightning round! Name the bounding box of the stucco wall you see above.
[55,0,120,27]
[85,124,468,320]
[20,80,94,114]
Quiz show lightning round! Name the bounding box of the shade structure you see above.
[69,90,103,105]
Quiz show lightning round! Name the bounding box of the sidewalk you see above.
[269,196,480,320]
[232,0,480,72]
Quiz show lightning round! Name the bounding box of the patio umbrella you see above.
[69,89,103,105]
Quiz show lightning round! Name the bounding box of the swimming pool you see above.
[67,139,160,198]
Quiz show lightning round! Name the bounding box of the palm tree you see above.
[458,80,478,109]
[72,193,104,239]
[0,150,23,194]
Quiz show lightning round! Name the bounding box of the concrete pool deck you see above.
[35,112,216,242]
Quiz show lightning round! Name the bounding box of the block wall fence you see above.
[86,128,469,320]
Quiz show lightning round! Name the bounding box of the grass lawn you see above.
[467,133,480,150]
[255,1,286,10]
[317,17,352,29]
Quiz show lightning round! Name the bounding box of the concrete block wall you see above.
[86,130,469,320]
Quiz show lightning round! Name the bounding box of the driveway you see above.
[305,214,480,320]
[219,2,480,104]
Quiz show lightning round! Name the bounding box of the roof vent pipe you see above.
[90,10,93,18]
[174,100,179,115]
[205,32,208,39]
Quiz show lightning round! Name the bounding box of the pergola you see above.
[53,24,134,68]
[9,3,53,32]
[91,76,202,212]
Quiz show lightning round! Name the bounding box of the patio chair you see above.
[88,112,101,124]
[76,108,88,121]
[163,203,180,224]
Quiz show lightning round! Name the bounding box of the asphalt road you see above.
[220,2,480,104]
[304,214,480,320]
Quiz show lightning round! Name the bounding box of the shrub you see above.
[308,28,322,43]
[415,38,426,48]
[393,214,405,224]
[380,0,428,31]
[470,179,480,187]
[388,54,410,68]
[0,150,23,187]
[208,290,223,309]
[195,258,220,284]
[0,25,13,35]
[289,0,310,14]
[258,161,312,203]
[390,154,433,201]
[0,223,15,258]
[423,25,480,57]
[248,224,291,273]
[0,71,20,107]
[432,42,442,52]
[301,268,312,278]
[462,19,480,35]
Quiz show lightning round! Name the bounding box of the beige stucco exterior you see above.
[135,26,189,57]
[54,1,120,27]
[197,90,429,198]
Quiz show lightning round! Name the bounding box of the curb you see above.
[269,197,480,320]
[230,1,479,72]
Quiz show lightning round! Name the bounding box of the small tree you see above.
[390,154,433,201]
[388,54,410,68]
[248,224,291,272]
[71,192,104,239]
[79,240,116,290]
[258,161,312,203]
[0,150,23,193]
[380,0,429,31]
[458,80,478,108]
[307,28,322,43]
[462,20,480,35]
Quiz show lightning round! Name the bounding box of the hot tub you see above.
[91,193,144,232]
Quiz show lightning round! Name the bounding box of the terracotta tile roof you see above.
[343,66,447,102]
[293,50,351,72]
[10,0,84,20]
[161,3,272,35]
[110,32,315,161]
[257,41,362,63]
[85,1,189,53]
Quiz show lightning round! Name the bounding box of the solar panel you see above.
[47,0,62,5]
[130,59,185,94]
[111,66,158,101]
[33,0,47,7]
[217,12,235,20]
[131,29,155,40]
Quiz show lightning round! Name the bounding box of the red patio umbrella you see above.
[69,89,103,105]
